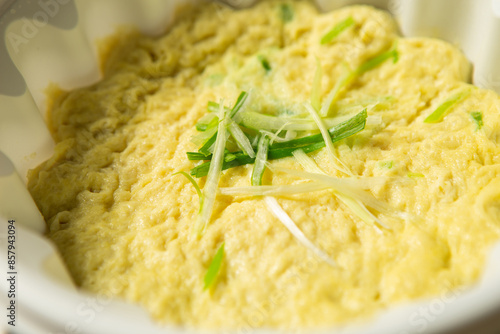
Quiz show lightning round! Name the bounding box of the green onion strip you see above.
[265,197,336,267]
[320,42,399,117]
[304,102,352,176]
[424,90,471,123]
[189,110,367,178]
[292,150,386,231]
[204,242,225,290]
[252,134,270,186]
[194,100,229,236]
[320,16,355,45]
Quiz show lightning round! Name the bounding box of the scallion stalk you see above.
[204,242,225,290]
[424,90,471,123]
[194,100,229,235]
[320,16,355,45]
[252,134,270,186]
[320,42,399,117]
[189,110,367,177]
[258,55,271,72]
[292,150,386,231]
[196,113,219,132]
[470,111,483,130]
[227,120,255,158]
[173,171,203,212]
[265,197,336,267]
[304,102,352,175]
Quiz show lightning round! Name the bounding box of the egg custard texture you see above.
[28,1,500,330]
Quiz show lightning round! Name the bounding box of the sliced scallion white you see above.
[303,102,352,176]
[251,134,270,186]
[268,164,393,214]
[219,181,331,196]
[292,150,386,231]
[194,100,229,236]
[228,120,255,158]
[285,130,297,140]
[191,126,218,147]
[173,171,203,212]
[319,64,354,117]
[265,196,336,267]
[320,43,399,117]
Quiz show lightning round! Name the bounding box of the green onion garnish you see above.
[268,165,393,215]
[208,101,231,113]
[265,196,336,266]
[379,160,393,169]
[355,42,399,75]
[198,132,217,157]
[228,120,256,158]
[189,109,367,177]
[196,113,218,132]
[424,90,471,123]
[408,172,424,178]
[320,43,398,117]
[320,16,355,45]
[229,91,249,118]
[292,149,386,231]
[191,126,218,147]
[251,134,270,186]
[204,242,225,290]
[319,64,354,117]
[173,171,203,212]
[194,101,229,235]
[280,3,293,23]
[304,101,352,175]
[258,55,271,73]
[470,111,483,130]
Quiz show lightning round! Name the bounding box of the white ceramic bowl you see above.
[1,1,500,333]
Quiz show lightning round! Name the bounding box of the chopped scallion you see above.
[196,113,218,132]
[229,91,249,119]
[173,171,203,212]
[219,181,331,196]
[194,101,229,235]
[319,64,354,117]
[252,134,270,186]
[268,165,393,214]
[280,3,293,23]
[208,101,231,113]
[320,42,398,117]
[258,55,271,72]
[304,102,352,175]
[204,243,225,290]
[320,16,355,45]
[424,90,471,123]
[265,197,336,267]
[191,126,218,147]
[198,132,217,156]
[355,41,399,75]
[292,149,385,231]
[379,160,393,169]
[470,111,483,130]
[189,110,367,177]
[228,120,256,158]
